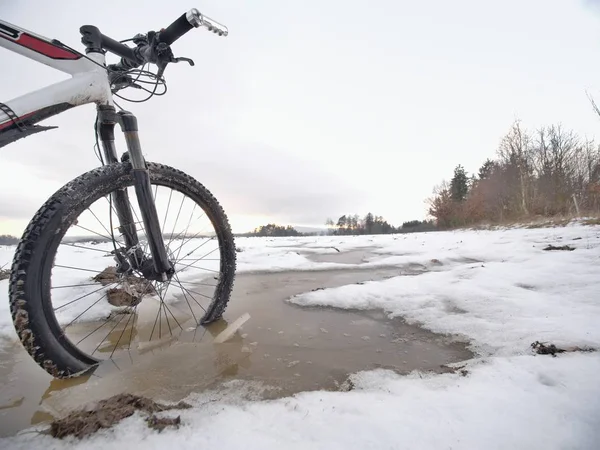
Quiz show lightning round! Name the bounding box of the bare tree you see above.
[497,121,533,216]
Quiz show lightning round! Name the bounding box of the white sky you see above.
[1,0,600,234]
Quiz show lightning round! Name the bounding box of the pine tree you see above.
[450,165,469,202]
[364,213,374,234]
[478,159,496,180]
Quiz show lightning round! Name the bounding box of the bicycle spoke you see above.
[126,196,145,235]
[176,284,212,301]
[63,293,110,329]
[76,315,114,345]
[123,190,147,236]
[173,275,208,312]
[167,195,186,250]
[162,301,172,337]
[128,303,139,352]
[87,208,114,241]
[60,243,112,254]
[110,307,137,358]
[161,189,174,233]
[158,300,163,339]
[176,261,220,273]
[174,236,216,265]
[193,326,208,343]
[149,297,163,342]
[178,258,220,261]
[73,224,119,243]
[172,280,200,324]
[166,215,209,254]
[161,301,184,331]
[149,277,173,341]
[54,282,117,312]
[92,313,128,355]
[126,194,150,255]
[171,200,196,261]
[178,280,218,288]
[177,246,220,269]
[103,194,121,220]
[126,280,157,351]
[54,265,107,275]
[52,282,106,290]
[169,276,200,324]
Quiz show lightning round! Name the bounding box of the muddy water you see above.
[0,263,472,437]
[302,248,379,264]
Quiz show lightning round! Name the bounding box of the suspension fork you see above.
[96,105,173,281]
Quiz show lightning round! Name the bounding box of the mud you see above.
[0,261,472,437]
[48,394,190,439]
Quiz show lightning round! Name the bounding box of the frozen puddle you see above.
[0,266,472,437]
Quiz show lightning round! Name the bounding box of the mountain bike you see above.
[0,9,237,378]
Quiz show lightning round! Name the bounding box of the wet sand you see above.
[0,261,472,437]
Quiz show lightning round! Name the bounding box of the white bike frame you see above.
[0,19,113,145]
[0,18,177,278]
[0,9,228,280]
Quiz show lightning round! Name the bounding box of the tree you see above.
[0,235,19,245]
[450,165,469,202]
[251,224,301,237]
[497,121,532,216]
[401,220,437,233]
[428,181,455,228]
[478,159,496,180]
[364,212,374,234]
[426,120,600,226]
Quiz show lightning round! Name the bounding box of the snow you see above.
[1,222,600,449]
[289,231,600,355]
[2,354,599,450]
[0,245,14,341]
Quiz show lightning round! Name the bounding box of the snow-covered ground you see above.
[1,222,600,449]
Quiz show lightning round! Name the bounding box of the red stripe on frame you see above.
[0,111,37,131]
[17,33,81,60]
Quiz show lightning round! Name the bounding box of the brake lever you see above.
[171,56,195,66]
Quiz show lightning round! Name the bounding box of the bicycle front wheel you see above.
[9,162,236,378]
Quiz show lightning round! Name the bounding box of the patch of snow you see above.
[3,354,599,450]
[290,225,600,355]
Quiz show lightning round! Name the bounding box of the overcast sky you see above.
[1,0,600,234]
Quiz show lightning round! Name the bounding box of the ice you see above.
[213,313,251,344]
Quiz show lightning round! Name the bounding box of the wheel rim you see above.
[48,179,226,362]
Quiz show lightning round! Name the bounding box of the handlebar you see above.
[80,8,227,70]
[160,8,228,45]
[159,13,194,46]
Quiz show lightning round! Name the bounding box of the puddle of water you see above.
[0,266,472,437]
[303,249,378,264]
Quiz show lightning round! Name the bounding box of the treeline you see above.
[326,213,436,235]
[240,223,303,237]
[428,121,600,228]
[0,235,18,245]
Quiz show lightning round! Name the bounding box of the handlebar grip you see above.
[159,13,194,46]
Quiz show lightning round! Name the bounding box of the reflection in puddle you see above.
[303,249,379,265]
[0,397,23,411]
[0,266,472,437]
